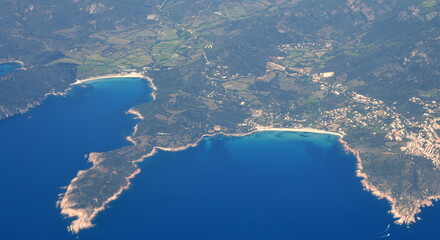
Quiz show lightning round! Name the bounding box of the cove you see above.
[0,77,152,240]
[0,61,23,77]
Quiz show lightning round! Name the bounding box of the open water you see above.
[0,77,439,239]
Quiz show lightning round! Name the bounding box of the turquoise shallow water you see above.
[0,77,439,239]
[0,62,22,77]
[79,131,440,240]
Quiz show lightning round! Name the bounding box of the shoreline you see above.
[126,108,144,120]
[71,72,157,100]
[60,72,158,233]
[61,125,345,233]
[44,87,72,97]
[70,72,146,85]
[71,72,157,89]
[338,139,401,221]
[0,60,27,72]
[153,127,343,153]
[339,138,440,226]
[1,71,156,120]
[0,60,25,66]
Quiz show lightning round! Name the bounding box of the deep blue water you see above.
[0,78,152,239]
[0,62,22,77]
[0,77,439,239]
[78,132,440,240]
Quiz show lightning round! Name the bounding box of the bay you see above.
[81,131,427,240]
[0,77,152,239]
[0,62,22,77]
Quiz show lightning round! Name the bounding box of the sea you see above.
[0,72,439,239]
[0,61,22,76]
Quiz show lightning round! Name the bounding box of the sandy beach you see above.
[254,126,343,137]
[0,60,25,65]
[70,72,157,100]
[139,127,344,155]
[71,72,145,85]
[0,60,26,71]
[71,72,156,88]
